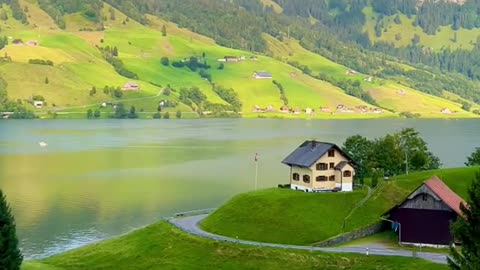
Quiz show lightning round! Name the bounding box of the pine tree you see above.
[161,24,167,36]
[0,190,23,270]
[448,171,480,270]
[44,77,49,84]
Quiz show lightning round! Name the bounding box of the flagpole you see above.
[254,153,259,190]
[255,160,258,190]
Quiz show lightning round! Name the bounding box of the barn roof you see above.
[254,71,272,78]
[282,141,356,168]
[424,176,465,215]
[383,176,466,217]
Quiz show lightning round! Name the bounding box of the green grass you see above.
[263,35,475,118]
[201,187,369,245]
[338,231,451,254]
[21,221,448,270]
[363,7,480,50]
[202,167,480,246]
[1,0,478,118]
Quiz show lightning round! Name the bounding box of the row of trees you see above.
[342,128,441,182]
[99,46,138,79]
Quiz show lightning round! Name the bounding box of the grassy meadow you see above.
[363,7,480,50]
[264,35,475,118]
[21,221,448,270]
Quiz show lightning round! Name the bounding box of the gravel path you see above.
[169,214,448,265]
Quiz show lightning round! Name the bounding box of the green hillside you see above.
[21,222,447,270]
[363,7,480,50]
[0,0,479,119]
[264,35,475,118]
[201,166,480,246]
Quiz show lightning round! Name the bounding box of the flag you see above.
[254,153,259,162]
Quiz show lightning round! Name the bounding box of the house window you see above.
[328,149,335,157]
[292,173,300,181]
[316,176,327,182]
[343,170,352,177]
[303,175,311,183]
[316,163,328,171]
[329,175,335,181]
[329,162,335,169]
[422,194,428,201]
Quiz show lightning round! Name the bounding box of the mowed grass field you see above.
[202,166,480,246]
[21,221,448,270]
[363,7,480,50]
[201,188,369,245]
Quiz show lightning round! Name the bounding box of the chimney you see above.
[311,140,317,150]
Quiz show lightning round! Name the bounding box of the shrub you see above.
[163,111,170,119]
[28,59,54,66]
[176,110,182,119]
[161,57,169,66]
[153,112,162,119]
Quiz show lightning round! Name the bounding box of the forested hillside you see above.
[1,0,480,119]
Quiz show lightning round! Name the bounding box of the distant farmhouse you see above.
[122,82,140,91]
[26,40,39,46]
[12,39,23,45]
[224,56,239,62]
[253,71,272,79]
[383,176,465,247]
[282,141,356,192]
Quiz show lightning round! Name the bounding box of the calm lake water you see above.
[0,119,479,259]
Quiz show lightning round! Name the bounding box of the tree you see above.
[157,104,162,112]
[462,102,472,112]
[163,111,170,119]
[412,34,420,45]
[218,63,224,70]
[465,148,480,166]
[94,109,101,118]
[160,57,169,66]
[176,110,182,118]
[163,87,171,96]
[0,10,8,21]
[44,77,49,84]
[113,103,128,118]
[448,171,480,270]
[0,190,23,270]
[394,14,401,24]
[86,109,93,118]
[396,128,440,172]
[89,86,97,96]
[161,24,167,36]
[342,135,374,182]
[128,106,138,119]
[112,46,118,57]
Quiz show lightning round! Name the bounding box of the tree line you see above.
[342,128,441,183]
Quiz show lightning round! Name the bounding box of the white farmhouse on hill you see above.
[282,141,356,192]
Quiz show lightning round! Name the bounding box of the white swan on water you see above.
[39,142,48,147]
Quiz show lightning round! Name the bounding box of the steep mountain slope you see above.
[0,0,478,119]
[264,35,475,117]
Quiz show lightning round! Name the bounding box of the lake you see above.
[0,119,479,259]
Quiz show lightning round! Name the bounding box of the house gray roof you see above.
[282,140,357,168]
[254,71,272,78]
[335,161,349,170]
[282,141,334,167]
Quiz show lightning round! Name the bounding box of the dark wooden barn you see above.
[383,176,465,247]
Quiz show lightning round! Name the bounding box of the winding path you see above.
[169,214,449,265]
